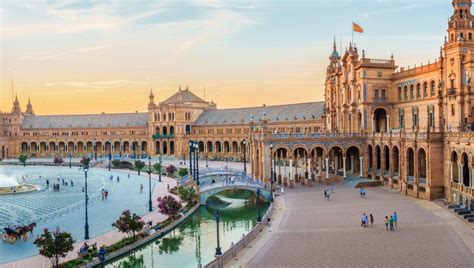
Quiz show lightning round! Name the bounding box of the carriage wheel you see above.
[23,233,28,241]
[2,233,8,242]
[8,236,16,244]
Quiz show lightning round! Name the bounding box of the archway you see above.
[198,141,204,152]
[185,125,191,134]
[216,141,222,153]
[462,153,469,186]
[163,141,168,155]
[123,141,130,153]
[21,142,28,153]
[367,145,373,171]
[30,142,38,153]
[141,141,147,153]
[162,126,167,135]
[232,141,238,154]
[49,142,56,153]
[374,108,387,132]
[170,141,175,155]
[328,146,343,176]
[207,141,213,153]
[346,146,360,176]
[451,151,459,183]
[293,147,308,181]
[418,148,427,182]
[223,141,230,153]
[375,145,381,171]
[170,126,175,135]
[383,145,390,175]
[40,142,47,153]
[393,146,400,175]
[155,141,161,154]
[407,148,415,178]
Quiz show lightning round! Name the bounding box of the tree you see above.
[178,168,188,178]
[134,160,145,175]
[18,153,28,167]
[34,227,75,268]
[80,157,91,168]
[177,186,197,206]
[112,210,145,241]
[157,195,182,220]
[112,159,121,168]
[153,162,162,174]
[53,157,63,165]
[165,165,177,177]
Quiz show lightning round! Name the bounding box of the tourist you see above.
[384,216,389,231]
[117,176,120,182]
[109,175,113,182]
[104,190,109,200]
[140,184,144,193]
[46,179,49,188]
[128,173,130,179]
[369,214,374,227]
[101,189,105,200]
[393,212,398,227]
[70,180,74,187]
[281,187,284,196]
[82,187,84,192]
[359,187,364,197]
[361,214,366,227]
[167,184,170,191]
[389,215,395,231]
[57,176,60,183]
[323,190,327,200]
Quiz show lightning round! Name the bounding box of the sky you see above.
[1,0,452,115]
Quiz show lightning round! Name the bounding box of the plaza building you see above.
[1,0,474,207]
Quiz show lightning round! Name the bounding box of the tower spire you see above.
[333,36,337,51]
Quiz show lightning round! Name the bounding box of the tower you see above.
[11,94,21,114]
[25,97,34,116]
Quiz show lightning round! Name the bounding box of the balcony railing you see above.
[418,177,427,184]
[152,133,175,139]
[372,97,389,103]
[407,176,414,183]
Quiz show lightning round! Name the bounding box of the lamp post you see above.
[195,143,200,185]
[119,139,122,158]
[270,143,274,202]
[189,141,193,177]
[256,188,262,222]
[214,210,222,256]
[243,140,247,175]
[133,138,136,159]
[148,155,152,212]
[93,139,97,161]
[69,153,72,169]
[108,139,112,171]
[206,154,209,168]
[83,164,90,240]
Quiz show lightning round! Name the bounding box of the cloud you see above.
[45,80,148,89]
[20,44,120,60]
[358,2,428,20]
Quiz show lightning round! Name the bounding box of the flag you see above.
[353,22,364,33]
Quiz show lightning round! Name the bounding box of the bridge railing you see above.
[179,167,252,187]
[205,202,274,268]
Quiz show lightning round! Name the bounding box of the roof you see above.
[21,113,148,129]
[161,88,208,105]
[194,102,325,125]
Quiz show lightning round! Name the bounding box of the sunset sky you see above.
[1,0,450,115]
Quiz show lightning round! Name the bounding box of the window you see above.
[430,81,436,96]
[428,106,434,128]
[399,109,405,129]
[381,90,386,99]
[377,71,382,78]
[363,71,367,77]
[416,83,421,98]
[423,82,428,97]
[469,33,472,40]
[398,87,402,100]
[404,86,408,100]
[374,90,379,99]
[410,85,415,99]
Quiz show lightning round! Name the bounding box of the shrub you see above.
[178,168,188,178]
[53,157,64,165]
[177,186,197,206]
[157,195,182,220]
[165,165,177,177]
[18,153,28,167]
[34,227,75,268]
[134,160,145,175]
[112,210,145,241]
[112,159,121,168]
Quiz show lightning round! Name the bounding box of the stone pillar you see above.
[325,158,329,179]
[335,156,338,175]
[470,166,473,188]
[386,115,390,132]
[318,157,322,175]
[343,157,347,178]
[359,156,363,177]
[372,116,375,133]
[459,163,463,184]
[350,156,354,174]
[450,162,453,182]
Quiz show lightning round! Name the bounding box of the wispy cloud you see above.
[45,80,148,89]
[358,2,428,20]
[20,44,120,60]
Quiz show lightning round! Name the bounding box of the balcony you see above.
[447,88,455,95]
[372,97,389,103]
[152,133,175,139]
[418,177,427,185]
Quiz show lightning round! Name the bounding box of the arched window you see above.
[410,84,415,99]
[404,86,408,100]
[430,81,436,96]
[398,87,402,100]
[416,83,421,98]
[170,126,175,135]
[423,82,428,97]
[162,126,167,135]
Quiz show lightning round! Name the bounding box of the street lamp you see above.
[206,154,209,168]
[194,143,199,185]
[83,164,90,240]
[243,140,247,175]
[159,149,162,183]
[189,141,193,177]
[133,138,136,159]
[214,210,222,256]
[256,188,262,222]
[270,143,274,203]
[108,139,112,171]
[69,153,72,169]
[148,155,152,212]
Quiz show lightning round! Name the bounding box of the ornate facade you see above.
[1,0,474,206]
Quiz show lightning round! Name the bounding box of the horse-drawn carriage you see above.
[2,223,36,244]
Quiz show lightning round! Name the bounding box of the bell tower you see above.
[448,0,474,43]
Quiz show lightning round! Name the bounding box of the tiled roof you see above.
[21,113,148,129]
[194,102,325,125]
[161,88,208,105]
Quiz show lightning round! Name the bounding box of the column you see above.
[318,156,322,175]
[334,156,338,175]
[470,166,473,188]
[459,164,463,184]
[325,158,329,179]
[343,157,347,178]
[450,162,453,182]
[359,156,363,177]
[372,116,375,133]
[307,158,311,176]
[350,156,354,174]
[284,158,287,178]
[289,159,293,180]
[386,115,390,132]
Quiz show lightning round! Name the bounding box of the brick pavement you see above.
[246,184,474,268]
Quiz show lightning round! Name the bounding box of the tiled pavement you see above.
[246,184,474,268]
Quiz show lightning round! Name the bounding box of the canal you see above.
[106,189,269,268]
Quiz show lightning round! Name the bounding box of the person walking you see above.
[369,214,374,227]
[70,179,74,187]
[393,212,398,228]
[384,216,389,231]
[140,184,144,193]
[361,214,366,227]
[128,173,130,179]
[389,215,395,231]
[364,213,369,228]
[117,176,120,182]
[46,179,49,188]
[281,186,285,196]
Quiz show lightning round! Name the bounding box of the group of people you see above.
[359,187,367,197]
[101,187,109,200]
[360,212,398,231]
[323,186,334,200]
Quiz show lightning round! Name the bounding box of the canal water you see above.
[106,189,269,268]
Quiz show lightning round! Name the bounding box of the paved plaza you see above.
[232,183,474,267]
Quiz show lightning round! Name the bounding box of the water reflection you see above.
[107,189,268,268]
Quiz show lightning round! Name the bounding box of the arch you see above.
[383,145,390,174]
[198,141,204,152]
[30,142,38,152]
[367,145,373,170]
[430,80,436,96]
[96,141,103,154]
[207,141,214,152]
[185,125,191,134]
[328,146,343,175]
[392,146,400,175]
[451,151,459,183]
[407,147,415,178]
[374,108,387,132]
[232,141,238,153]
[123,141,130,153]
[113,141,120,154]
[105,141,112,154]
[162,141,168,155]
[418,148,427,180]
[67,141,74,153]
[416,83,421,98]
[170,141,175,155]
[39,142,47,152]
[155,126,160,134]
[216,141,222,153]
[49,142,56,152]
[58,141,65,152]
[223,141,230,153]
[375,145,381,171]
[21,142,28,153]
[346,146,361,176]
[170,126,175,135]
[141,141,147,153]
[162,126,168,135]
[462,153,469,186]
[423,81,428,97]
